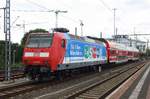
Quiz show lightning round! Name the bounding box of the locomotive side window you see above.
[61,39,66,48]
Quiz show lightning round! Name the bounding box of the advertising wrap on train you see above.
[63,39,107,64]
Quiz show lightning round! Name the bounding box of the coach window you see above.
[61,39,66,48]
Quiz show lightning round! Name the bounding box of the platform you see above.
[106,62,150,99]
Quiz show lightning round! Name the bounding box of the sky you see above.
[0,0,150,43]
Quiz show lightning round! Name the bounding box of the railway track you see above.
[0,70,96,98]
[0,81,36,98]
[0,68,25,81]
[64,62,147,99]
[33,61,147,99]
[0,61,147,99]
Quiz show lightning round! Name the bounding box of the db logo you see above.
[34,52,40,56]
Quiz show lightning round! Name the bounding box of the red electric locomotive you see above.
[22,28,108,80]
[23,31,67,80]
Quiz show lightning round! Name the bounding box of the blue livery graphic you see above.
[64,38,107,64]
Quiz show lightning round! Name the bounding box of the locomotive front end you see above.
[23,33,53,80]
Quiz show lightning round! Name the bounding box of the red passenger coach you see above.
[94,38,140,64]
[105,40,139,63]
[86,36,140,64]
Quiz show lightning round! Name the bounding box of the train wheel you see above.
[35,74,43,82]
[98,66,101,72]
[56,71,63,80]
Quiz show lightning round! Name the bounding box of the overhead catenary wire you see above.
[60,15,79,24]
[11,10,80,26]
[16,21,50,26]
[11,9,79,28]
[55,0,73,10]
[14,0,114,27]
[25,0,50,10]
[97,0,130,36]
[97,0,129,35]
[12,21,50,31]
[13,0,129,37]
[97,0,112,13]
[11,9,53,12]
[25,0,80,25]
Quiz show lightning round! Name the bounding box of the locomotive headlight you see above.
[24,52,34,57]
[40,52,49,57]
[24,52,49,57]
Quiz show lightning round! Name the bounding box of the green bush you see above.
[0,41,23,69]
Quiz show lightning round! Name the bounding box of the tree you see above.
[0,41,22,68]
[146,49,150,56]
[29,28,48,33]
[0,41,5,68]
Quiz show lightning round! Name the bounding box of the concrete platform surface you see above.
[106,62,150,99]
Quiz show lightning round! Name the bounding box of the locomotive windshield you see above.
[26,33,53,48]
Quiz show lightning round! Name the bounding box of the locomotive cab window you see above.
[26,33,53,48]
[61,39,66,48]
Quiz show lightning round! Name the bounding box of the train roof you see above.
[87,36,139,52]
[65,34,106,46]
[107,40,139,52]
